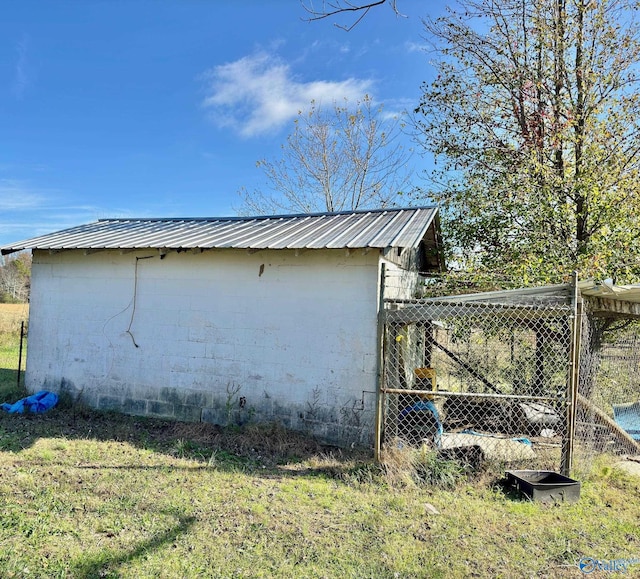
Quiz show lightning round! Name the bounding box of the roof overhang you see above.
[1,207,440,257]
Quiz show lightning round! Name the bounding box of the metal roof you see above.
[1,207,439,254]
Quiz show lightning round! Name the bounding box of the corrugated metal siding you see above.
[1,207,438,254]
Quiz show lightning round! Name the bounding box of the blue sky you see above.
[1,1,446,246]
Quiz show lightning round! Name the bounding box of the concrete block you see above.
[97,396,124,412]
[183,389,212,408]
[159,386,186,406]
[121,398,147,415]
[188,326,215,343]
[167,370,192,390]
[27,248,383,448]
[79,390,99,408]
[205,342,236,361]
[201,406,225,425]
[174,404,202,422]
[146,400,174,417]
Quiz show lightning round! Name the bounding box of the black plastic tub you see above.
[505,470,581,503]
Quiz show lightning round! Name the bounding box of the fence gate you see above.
[377,295,577,473]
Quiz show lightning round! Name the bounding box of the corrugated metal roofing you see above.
[1,207,438,254]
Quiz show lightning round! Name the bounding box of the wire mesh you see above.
[574,310,640,470]
[380,298,573,471]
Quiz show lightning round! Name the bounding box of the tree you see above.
[238,96,413,215]
[415,0,640,285]
[0,253,31,303]
[301,0,402,31]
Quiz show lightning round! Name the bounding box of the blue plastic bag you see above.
[1,390,59,414]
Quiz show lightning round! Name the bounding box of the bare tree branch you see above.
[237,97,414,215]
[301,0,404,31]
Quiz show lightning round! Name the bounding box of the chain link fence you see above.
[574,307,640,469]
[378,295,575,472]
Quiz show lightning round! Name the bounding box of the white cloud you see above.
[405,41,427,53]
[0,180,111,245]
[0,179,44,210]
[13,34,31,99]
[201,51,374,138]
[380,97,416,119]
[0,176,206,247]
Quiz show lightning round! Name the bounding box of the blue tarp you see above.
[400,400,444,446]
[1,390,59,414]
[613,402,640,441]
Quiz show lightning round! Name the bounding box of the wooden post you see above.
[374,264,386,461]
[386,322,402,442]
[17,321,24,389]
[423,320,434,368]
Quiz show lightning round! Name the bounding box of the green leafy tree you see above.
[415,0,640,285]
[238,96,413,215]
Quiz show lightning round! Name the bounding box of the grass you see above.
[1,304,640,578]
[0,303,28,401]
[1,414,639,579]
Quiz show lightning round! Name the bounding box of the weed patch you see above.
[379,444,467,489]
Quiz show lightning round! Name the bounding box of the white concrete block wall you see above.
[27,248,384,445]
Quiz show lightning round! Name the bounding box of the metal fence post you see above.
[17,321,25,389]
[562,272,582,475]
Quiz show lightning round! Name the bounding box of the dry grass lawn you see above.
[0,303,28,333]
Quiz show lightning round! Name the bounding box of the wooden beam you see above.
[585,296,640,318]
[577,393,640,454]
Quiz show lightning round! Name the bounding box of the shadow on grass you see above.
[69,512,196,578]
[0,403,372,480]
[490,477,534,502]
[0,367,24,400]
[0,403,537,487]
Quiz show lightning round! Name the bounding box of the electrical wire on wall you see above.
[95,253,157,396]
[126,255,155,348]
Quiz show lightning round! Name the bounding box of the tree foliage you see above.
[238,96,413,215]
[0,253,31,303]
[416,0,640,285]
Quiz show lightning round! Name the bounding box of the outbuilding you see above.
[2,207,442,446]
